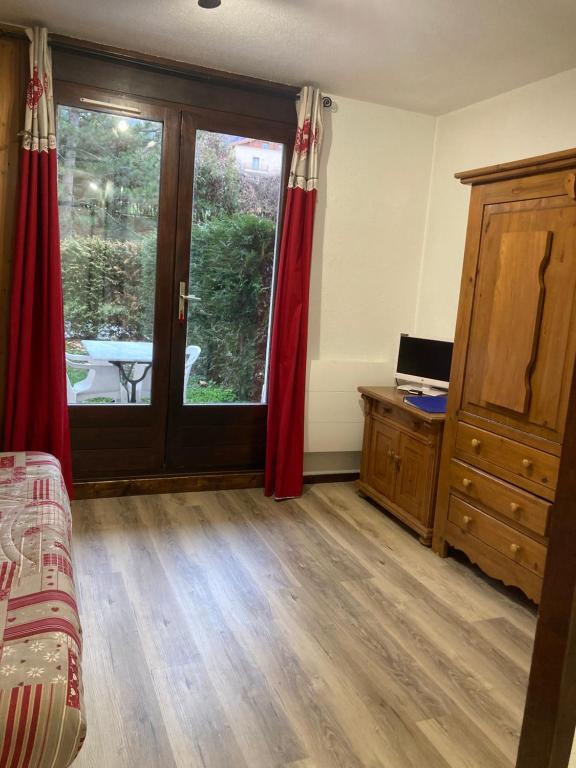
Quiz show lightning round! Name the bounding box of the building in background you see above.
[232,138,283,176]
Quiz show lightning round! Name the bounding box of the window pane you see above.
[58,105,162,405]
[185,131,284,405]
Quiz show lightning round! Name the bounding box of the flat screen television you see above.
[395,334,453,394]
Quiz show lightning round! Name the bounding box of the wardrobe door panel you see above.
[461,198,576,443]
[481,230,551,414]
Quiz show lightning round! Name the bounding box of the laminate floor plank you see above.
[228,490,372,589]
[284,761,318,768]
[148,660,251,768]
[470,616,535,669]
[135,494,308,768]
[74,573,178,768]
[201,491,300,591]
[296,488,491,622]
[342,578,522,763]
[100,498,203,669]
[312,483,537,631]
[71,482,537,768]
[418,715,512,768]
[269,584,450,723]
[266,586,451,768]
[344,575,529,707]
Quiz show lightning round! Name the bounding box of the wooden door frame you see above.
[516,356,576,768]
[53,46,297,483]
[54,80,181,480]
[51,44,299,128]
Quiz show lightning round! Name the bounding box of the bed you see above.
[0,452,86,767]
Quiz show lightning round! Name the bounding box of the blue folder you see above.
[403,395,448,414]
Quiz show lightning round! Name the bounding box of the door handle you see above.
[178,281,201,322]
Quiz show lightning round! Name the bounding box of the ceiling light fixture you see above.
[198,0,221,7]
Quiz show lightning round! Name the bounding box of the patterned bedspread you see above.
[0,452,85,767]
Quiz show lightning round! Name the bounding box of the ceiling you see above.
[3,0,576,115]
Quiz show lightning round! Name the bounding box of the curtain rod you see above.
[296,94,333,108]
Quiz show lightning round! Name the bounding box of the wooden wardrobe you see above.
[433,148,576,603]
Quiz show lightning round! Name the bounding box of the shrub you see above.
[186,381,236,404]
[61,235,151,341]
[61,213,276,402]
[189,214,276,401]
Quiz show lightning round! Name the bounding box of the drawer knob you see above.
[522,458,532,469]
[510,502,521,514]
[462,478,472,488]
[471,438,481,449]
[462,515,472,526]
[510,543,521,554]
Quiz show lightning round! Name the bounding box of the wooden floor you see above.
[71,482,537,768]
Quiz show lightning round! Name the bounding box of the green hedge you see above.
[189,214,276,401]
[61,234,154,341]
[61,213,276,401]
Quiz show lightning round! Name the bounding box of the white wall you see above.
[305,67,576,473]
[415,66,576,340]
[304,95,436,473]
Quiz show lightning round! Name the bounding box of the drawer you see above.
[448,495,547,577]
[449,459,551,537]
[455,422,559,492]
[373,401,433,438]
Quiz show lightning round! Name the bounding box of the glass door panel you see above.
[183,130,284,405]
[58,105,162,406]
[55,82,180,481]
[166,112,293,474]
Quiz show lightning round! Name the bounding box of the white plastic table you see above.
[81,340,153,403]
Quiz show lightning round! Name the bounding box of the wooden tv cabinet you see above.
[356,387,446,545]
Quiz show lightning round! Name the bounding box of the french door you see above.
[166,112,288,472]
[56,82,293,481]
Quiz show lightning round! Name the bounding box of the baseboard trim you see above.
[73,471,265,499]
[304,471,360,485]
[73,469,359,499]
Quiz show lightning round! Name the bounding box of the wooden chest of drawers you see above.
[357,387,445,545]
[433,153,576,603]
[445,441,552,601]
[438,419,558,602]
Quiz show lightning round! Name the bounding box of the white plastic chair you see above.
[66,368,96,404]
[135,345,201,403]
[66,354,126,404]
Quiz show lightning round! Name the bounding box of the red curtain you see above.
[2,28,72,494]
[265,87,324,499]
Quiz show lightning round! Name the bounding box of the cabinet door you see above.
[461,195,576,443]
[366,419,398,501]
[395,433,433,524]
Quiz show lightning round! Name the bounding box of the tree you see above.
[188,214,276,401]
[57,106,162,241]
[192,132,243,224]
[193,132,282,223]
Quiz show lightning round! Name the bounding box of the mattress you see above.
[0,452,85,767]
